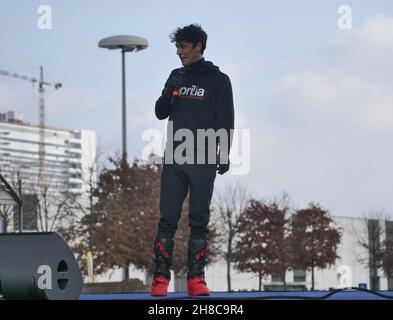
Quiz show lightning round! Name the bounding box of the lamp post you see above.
[98,35,148,160]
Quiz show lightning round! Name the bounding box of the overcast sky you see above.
[1,0,392,218]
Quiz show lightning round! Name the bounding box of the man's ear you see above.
[195,42,203,52]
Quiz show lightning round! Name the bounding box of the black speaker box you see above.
[0,232,83,300]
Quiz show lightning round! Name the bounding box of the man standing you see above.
[151,24,234,296]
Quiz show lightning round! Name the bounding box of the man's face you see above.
[176,41,203,66]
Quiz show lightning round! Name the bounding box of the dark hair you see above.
[169,24,207,54]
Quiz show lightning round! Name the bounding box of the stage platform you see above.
[80,289,393,300]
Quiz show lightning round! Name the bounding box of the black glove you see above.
[216,155,230,175]
[163,69,185,97]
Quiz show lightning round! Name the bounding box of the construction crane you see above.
[0,66,62,187]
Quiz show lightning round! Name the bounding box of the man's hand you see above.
[217,162,230,175]
[216,154,230,175]
[163,69,185,97]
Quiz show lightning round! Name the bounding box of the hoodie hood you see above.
[201,60,220,74]
[182,58,220,75]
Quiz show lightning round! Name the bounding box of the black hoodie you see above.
[155,58,234,163]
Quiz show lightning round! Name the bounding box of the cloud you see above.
[229,15,393,216]
[268,69,393,133]
[0,79,39,124]
[327,15,393,82]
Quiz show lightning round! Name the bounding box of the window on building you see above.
[386,221,393,241]
[271,272,285,283]
[294,269,306,282]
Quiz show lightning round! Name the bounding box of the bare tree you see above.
[59,140,107,247]
[79,136,108,224]
[382,238,393,280]
[0,204,14,232]
[354,210,388,290]
[210,182,250,291]
[33,182,79,232]
[1,162,31,231]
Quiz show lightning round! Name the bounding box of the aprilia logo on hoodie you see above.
[178,85,205,100]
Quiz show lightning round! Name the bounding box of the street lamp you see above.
[98,35,148,160]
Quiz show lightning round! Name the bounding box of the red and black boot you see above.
[151,237,174,296]
[187,239,210,296]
